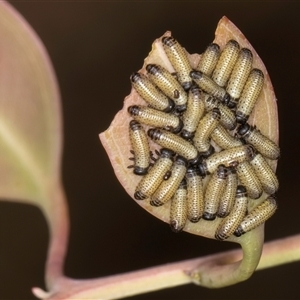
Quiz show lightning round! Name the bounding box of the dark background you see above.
[0,1,299,299]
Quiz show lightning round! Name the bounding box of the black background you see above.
[0,1,299,299]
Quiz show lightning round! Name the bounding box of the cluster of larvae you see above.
[127,35,279,240]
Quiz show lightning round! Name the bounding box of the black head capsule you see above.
[130,72,175,112]
[148,128,200,165]
[236,68,264,124]
[196,43,220,76]
[170,179,188,233]
[134,148,175,200]
[185,167,204,222]
[237,123,280,160]
[162,36,193,91]
[146,64,187,111]
[212,39,240,87]
[150,156,187,207]
[128,120,151,175]
[128,105,183,134]
[234,196,277,237]
[190,70,230,104]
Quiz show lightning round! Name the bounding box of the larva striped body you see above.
[130,72,174,112]
[203,165,228,220]
[128,120,151,175]
[211,124,243,150]
[236,68,264,124]
[181,86,205,139]
[198,144,255,176]
[185,167,204,223]
[190,70,231,104]
[196,43,220,76]
[226,48,253,106]
[249,152,279,195]
[234,196,277,236]
[193,108,221,156]
[235,161,263,199]
[148,128,200,164]
[217,167,238,218]
[203,95,237,130]
[150,157,187,206]
[237,123,280,160]
[215,185,248,241]
[170,179,188,232]
[128,105,183,134]
[146,64,187,112]
[212,39,240,87]
[162,36,193,90]
[134,148,175,200]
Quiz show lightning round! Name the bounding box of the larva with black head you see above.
[194,108,221,157]
[134,148,175,200]
[130,72,175,112]
[235,161,263,199]
[249,152,279,195]
[198,144,255,176]
[203,95,237,130]
[237,123,280,160]
[146,64,187,112]
[212,39,240,87]
[128,120,151,175]
[236,68,264,124]
[150,156,187,207]
[211,124,243,150]
[185,167,204,223]
[128,105,183,134]
[181,86,205,140]
[162,36,193,91]
[203,164,228,220]
[226,48,253,108]
[170,179,188,232]
[215,185,248,241]
[196,43,220,76]
[217,166,238,218]
[234,196,277,237]
[190,70,231,105]
[148,128,200,165]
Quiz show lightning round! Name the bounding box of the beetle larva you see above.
[211,124,243,150]
[198,144,255,176]
[134,148,175,200]
[203,164,228,220]
[194,108,221,157]
[148,128,200,165]
[226,48,253,107]
[215,185,248,241]
[203,95,237,130]
[146,64,187,112]
[185,167,204,222]
[196,43,220,76]
[249,152,279,195]
[234,196,277,236]
[128,105,183,134]
[130,72,175,112]
[217,166,238,218]
[170,179,188,232]
[162,36,193,90]
[190,70,231,104]
[181,86,205,139]
[128,120,151,175]
[236,68,264,124]
[150,156,187,206]
[237,123,280,160]
[212,39,240,87]
[235,161,263,199]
